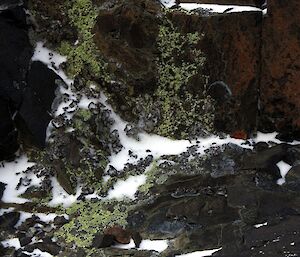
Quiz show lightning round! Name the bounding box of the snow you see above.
[114,239,169,252]
[179,3,261,13]
[254,132,300,145]
[0,155,38,204]
[254,222,268,228]
[48,177,81,207]
[276,161,292,185]
[175,248,222,257]
[106,174,146,200]
[23,249,53,257]
[1,238,21,250]
[159,1,263,13]
[160,0,176,8]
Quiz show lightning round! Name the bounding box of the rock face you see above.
[0,5,62,160]
[260,0,300,139]
[169,10,261,135]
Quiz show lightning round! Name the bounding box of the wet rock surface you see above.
[0,0,300,257]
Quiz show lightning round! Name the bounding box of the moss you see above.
[55,199,130,249]
[58,0,109,80]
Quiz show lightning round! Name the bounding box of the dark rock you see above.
[92,233,115,248]
[53,216,69,226]
[0,182,6,201]
[18,232,32,247]
[0,7,32,160]
[24,241,61,255]
[260,0,300,139]
[0,0,23,11]
[0,212,20,229]
[16,61,60,148]
[207,81,232,104]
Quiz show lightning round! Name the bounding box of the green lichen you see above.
[58,0,108,79]
[153,16,215,139]
[138,160,159,194]
[55,199,130,249]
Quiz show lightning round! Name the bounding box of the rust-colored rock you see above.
[260,0,300,139]
[104,226,131,244]
[169,10,262,134]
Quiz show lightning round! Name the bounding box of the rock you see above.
[0,182,7,201]
[0,7,32,160]
[16,61,60,148]
[53,216,69,226]
[0,0,23,11]
[169,10,262,135]
[260,0,300,139]
[104,226,131,244]
[92,233,115,248]
[0,212,20,229]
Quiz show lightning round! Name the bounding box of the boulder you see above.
[260,0,300,139]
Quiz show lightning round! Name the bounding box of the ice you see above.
[175,248,222,257]
[276,161,292,185]
[48,177,81,208]
[0,155,37,204]
[179,3,261,13]
[106,174,146,200]
[1,238,21,249]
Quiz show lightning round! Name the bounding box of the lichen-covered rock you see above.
[260,0,300,140]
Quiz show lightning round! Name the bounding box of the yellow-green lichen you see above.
[58,0,108,79]
[153,16,215,138]
[55,200,129,249]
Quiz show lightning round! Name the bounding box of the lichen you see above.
[153,17,214,138]
[58,0,108,80]
[55,199,130,249]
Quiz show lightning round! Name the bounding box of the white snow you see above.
[23,249,53,257]
[254,222,268,228]
[1,238,21,250]
[0,155,38,204]
[48,177,81,207]
[106,174,146,200]
[175,248,222,257]
[160,0,176,8]
[139,239,169,252]
[276,161,292,185]
[254,132,300,145]
[179,3,261,13]
[114,239,169,252]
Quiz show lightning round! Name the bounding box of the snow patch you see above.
[175,248,222,257]
[106,174,146,200]
[114,239,169,252]
[23,249,53,257]
[179,3,261,13]
[48,177,81,207]
[276,161,292,185]
[1,238,21,250]
[0,155,37,204]
[254,222,268,228]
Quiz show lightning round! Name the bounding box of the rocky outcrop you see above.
[260,0,300,140]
